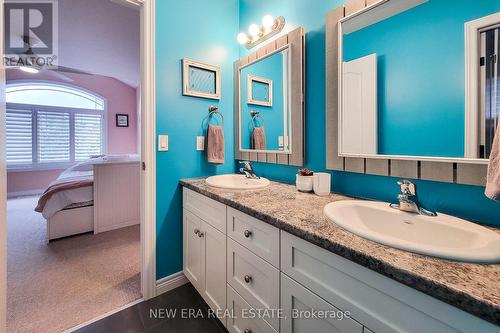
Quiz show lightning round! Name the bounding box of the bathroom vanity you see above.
[181,178,500,333]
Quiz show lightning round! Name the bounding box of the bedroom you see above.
[4,0,142,332]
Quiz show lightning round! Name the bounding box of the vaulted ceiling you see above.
[56,0,140,87]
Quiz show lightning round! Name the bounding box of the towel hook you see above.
[208,105,224,126]
[251,111,264,129]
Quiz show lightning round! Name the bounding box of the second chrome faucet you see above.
[239,161,260,179]
[390,180,437,216]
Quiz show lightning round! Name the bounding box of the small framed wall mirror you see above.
[247,75,273,106]
[235,27,305,166]
[326,0,500,185]
[182,58,221,100]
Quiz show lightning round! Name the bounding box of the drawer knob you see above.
[198,232,204,238]
[244,230,252,238]
[244,275,252,283]
[194,228,200,235]
[244,330,252,333]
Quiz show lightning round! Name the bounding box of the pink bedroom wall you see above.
[6,70,139,194]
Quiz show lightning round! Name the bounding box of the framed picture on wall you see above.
[182,58,221,100]
[116,114,129,127]
[247,75,273,106]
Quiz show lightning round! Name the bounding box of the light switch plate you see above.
[158,135,168,151]
[196,136,205,151]
[278,136,284,147]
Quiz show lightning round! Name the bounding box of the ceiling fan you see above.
[6,34,94,83]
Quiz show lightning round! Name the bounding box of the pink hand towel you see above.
[207,124,224,164]
[486,121,500,201]
[252,127,266,150]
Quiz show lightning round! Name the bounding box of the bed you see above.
[35,155,140,241]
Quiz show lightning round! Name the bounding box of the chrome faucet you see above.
[390,180,437,216]
[239,161,260,179]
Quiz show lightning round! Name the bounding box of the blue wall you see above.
[155,0,239,279]
[154,0,500,280]
[240,51,285,150]
[343,0,500,157]
[239,0,500,226]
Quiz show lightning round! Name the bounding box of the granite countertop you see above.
[180,177,500,326]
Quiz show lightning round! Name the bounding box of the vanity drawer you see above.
[227,206,280,267]
[227,238,280,331]
[227,285,277,333]
[280,231,495,333]
[183,188,226,233]
[281,273,363,333]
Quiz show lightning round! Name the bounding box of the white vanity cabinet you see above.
[182,188,499,333]
[183,190,227,326]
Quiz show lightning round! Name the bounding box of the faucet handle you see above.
[397,179,415,195]
[239,160,253,170]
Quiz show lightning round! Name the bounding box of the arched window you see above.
[6,82,106,169]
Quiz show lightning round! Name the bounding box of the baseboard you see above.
[95,220,140,233]
[7,189,44,198]
[63,298,143,333]
[156,271,189,296]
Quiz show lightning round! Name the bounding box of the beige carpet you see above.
[7,196,141,333]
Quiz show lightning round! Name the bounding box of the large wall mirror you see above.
[326,0,500,185]
[235,27,305,166]
[240,47,290,152]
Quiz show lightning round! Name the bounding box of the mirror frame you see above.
[234,27,305,166]
[326,0,488,186]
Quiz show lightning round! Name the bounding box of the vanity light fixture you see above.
[237,15,286,49]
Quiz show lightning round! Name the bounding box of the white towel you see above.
[486,121,500,201]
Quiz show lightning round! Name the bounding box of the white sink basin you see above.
[205,174,270,190]
[324,200,500,263]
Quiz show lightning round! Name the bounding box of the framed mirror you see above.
[234,27,305,166]
[326,0,499,185]
[182,58,221,100]
[247,75,273,106]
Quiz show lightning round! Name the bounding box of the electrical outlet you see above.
[158,135,168,151]
[196,136,205,151]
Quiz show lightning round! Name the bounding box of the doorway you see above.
[0,0,157,332]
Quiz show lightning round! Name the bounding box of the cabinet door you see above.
[281,274,363,333]
[183,209,203,291]
[201,220,227,324]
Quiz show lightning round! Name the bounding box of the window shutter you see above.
[37,110,71,163]
[75,113,103,160]
[6,109,33,165]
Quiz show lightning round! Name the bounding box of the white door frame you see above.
[0,2,157,328]
[464,11,500,158]
[140,0,157,300]
[0,0,7,331]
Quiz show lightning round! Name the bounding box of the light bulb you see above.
[248,24,261,37]
[262,15,274,29]
[237,32,248,45]
[19,66,39,74]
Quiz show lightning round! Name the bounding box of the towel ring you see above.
[251,111,264,129]
[208,106,224,126]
